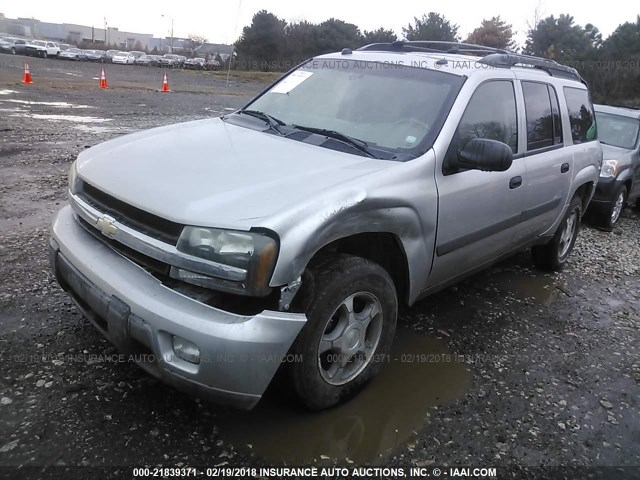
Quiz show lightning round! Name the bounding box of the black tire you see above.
[597,184,628,230]
[532,196,582,271]
[290,254,397,410]
[43,52,47,59]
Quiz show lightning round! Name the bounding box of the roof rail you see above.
[356,41,583,83]
[358,40,509,55]
[478,53,582,82]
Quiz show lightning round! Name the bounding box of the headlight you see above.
[600,159,619,178]
[68,161,78,194]
[174,226,278,296]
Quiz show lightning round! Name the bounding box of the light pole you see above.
[161,15,174,53]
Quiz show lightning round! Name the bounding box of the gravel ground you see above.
[0,54,639,478]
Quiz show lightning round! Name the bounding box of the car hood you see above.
[76,118,396,229]
[601,143,634,160]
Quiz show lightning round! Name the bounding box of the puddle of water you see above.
[1,99,93,109]
[0,89,18,95]
[9,113,111,123]
[73,124,120,134]
[216,329,470,464]
[493,271,559,306]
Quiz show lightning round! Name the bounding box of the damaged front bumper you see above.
[50,205,307,410]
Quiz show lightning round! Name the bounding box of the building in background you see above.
[0,13,231,56]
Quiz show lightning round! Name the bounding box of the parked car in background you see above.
[25,40,60,58]
[58,43,74,52]
[134,54,162,67]
[184,57,206,70]
[588,104,640,229]
[50,42,601,411]
[129,51,145,61]
[84,50,110,62]
[160,53,183,68]
[205,59,221,71]
[104,50,119,63]
[57,47,87,61]
[0,37,28,55]
[112,51,136,64]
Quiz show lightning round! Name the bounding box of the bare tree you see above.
[187,34,208,56]
[527,0,545,32]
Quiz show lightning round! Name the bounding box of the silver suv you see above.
[50,41,602,410]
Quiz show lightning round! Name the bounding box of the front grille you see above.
[77,216,171,277]
[77,180,183,245]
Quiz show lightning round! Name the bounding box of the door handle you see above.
[561,163,570,173]
[509,176,522,189]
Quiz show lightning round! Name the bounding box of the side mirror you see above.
[456,138,514,172]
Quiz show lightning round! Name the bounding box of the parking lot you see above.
[1,54,640,473]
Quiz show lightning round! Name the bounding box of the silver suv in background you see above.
[50,42,602,410]
[589,104,640,229]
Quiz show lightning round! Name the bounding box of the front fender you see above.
[265,152,439,305]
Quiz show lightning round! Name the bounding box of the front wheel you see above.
[11,48,16,55]
[598,184,628,230]
[43,51,47,59]
[532,196,582,271]
[290,254,397,410]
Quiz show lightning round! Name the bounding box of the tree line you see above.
[234,11,640,105]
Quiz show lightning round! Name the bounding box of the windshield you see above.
[68,48,80,53]
[596,111,640,150]
[116,51,128,56]
[244,59,464,158]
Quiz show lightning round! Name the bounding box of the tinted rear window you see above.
[564,87,597,144]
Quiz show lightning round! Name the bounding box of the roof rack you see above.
[356,40,583,83]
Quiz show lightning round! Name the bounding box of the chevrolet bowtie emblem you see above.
[96,215,118,237]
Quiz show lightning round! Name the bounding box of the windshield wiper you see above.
[236,109,286,135]
[291,125,376,158]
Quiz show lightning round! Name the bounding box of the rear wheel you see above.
[532,196,582,271]
[290,254,397,410]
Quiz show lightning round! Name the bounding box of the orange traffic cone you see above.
[161,72,170,92]
[99,68,108,89]
[22,63,33,84]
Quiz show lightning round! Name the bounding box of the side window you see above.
[548,85,562,144]
[563,87,597,144]
[521,82,564,151]
[522,82,553,150]
[445,80,518,173]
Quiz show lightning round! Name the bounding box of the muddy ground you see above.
[0,55,639,477]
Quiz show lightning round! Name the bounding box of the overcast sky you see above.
[2,0,638,46]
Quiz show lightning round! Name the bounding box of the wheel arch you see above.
[572,180,596,211]
[307,232,411,307]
